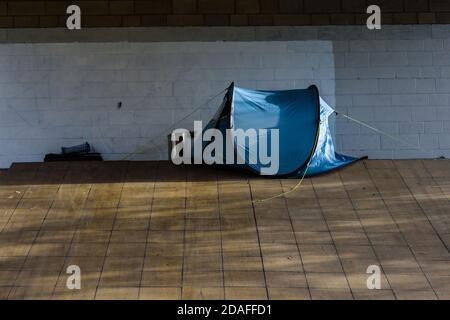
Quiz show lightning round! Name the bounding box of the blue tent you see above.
[204,83,363,177]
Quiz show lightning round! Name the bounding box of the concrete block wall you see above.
[334,36,450,159]
[0,40,336,167]
[0,25,449,167]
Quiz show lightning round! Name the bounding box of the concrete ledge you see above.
[0,25,449,43]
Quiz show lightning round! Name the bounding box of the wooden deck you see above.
[0,160,449,300]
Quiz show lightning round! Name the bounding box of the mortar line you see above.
[309,175,355,300]
[248,179,270,300]
[93,162,128,300]
[364,160,438,299]
[392,160,448,297]
[137,163,157,298]
[10,164,69,298]
[279,179,312,300]
[337,167,396,299]
[180,165,188,298]
[216,169,226,299]
[3,166,38,299]
[50,164,88,298]
[403,160,449,252]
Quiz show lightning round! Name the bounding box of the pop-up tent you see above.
[201,83,363,177]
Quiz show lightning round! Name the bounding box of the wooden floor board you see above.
[0,160,449,300]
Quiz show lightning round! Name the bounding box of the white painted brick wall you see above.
[335,29,450,160]
[0,40,335,167]
[0,25,449,167]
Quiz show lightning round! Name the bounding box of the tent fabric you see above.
[204,83,362,177]
[298,97,360,177]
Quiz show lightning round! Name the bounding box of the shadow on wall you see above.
[331,25,450,160]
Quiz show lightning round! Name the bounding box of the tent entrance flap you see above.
[202,83,362,177]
